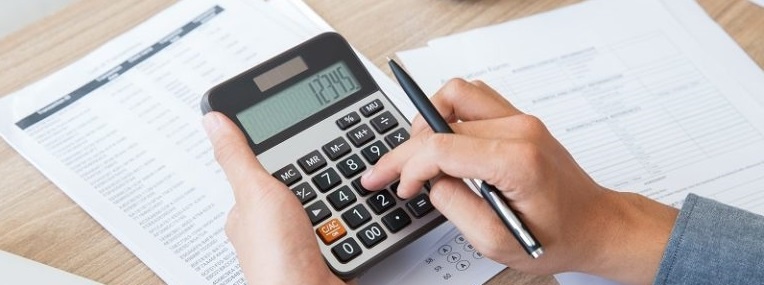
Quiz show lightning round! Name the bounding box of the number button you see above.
[312,168,341,193]
[326,186,356,211]
[337,154,366,178]
[332,238,362,263]
[370,111,399,134]
[291,182,317,204]
[351,177,372,196]
[342,204,372,229]
[367,189,396,214]
[360,99,384,117]
[305,201,332,225]
[382,208,411,233]
[406,193,434,217]
[361,140,389,164]
[347,124,375,147]
[336,111,361,130]
[297,150,326,174]
[272,164,301,186]
[358,223,387,249]
[385,128,410,148]
[322,137,351,161]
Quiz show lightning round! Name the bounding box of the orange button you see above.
[317,218,347,244]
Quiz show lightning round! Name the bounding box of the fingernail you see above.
[202,113,222,137]
[362,168,374,183]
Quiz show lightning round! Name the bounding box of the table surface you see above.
[0,0,762,284]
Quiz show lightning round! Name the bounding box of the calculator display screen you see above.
[237,61,361,144]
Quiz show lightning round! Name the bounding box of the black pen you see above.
[388,58,544,259]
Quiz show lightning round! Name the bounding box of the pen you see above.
[388,58,544,259]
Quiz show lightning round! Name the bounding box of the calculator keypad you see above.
[268,97,441,272]
[370,111,399,134]
[385,128,410,148]
[347,124,375,147]
[337,154,367,178]
[322,137,351,161]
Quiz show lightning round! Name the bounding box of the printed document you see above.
[395,0,764,283]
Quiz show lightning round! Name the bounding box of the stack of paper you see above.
[394,0,764,284]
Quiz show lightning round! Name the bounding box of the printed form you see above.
[395,0,764,283]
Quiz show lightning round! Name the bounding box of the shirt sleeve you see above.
[654,193,764,285]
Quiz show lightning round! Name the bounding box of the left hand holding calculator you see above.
[201,32,444,279]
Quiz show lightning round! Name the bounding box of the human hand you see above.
[203,112,347,285]
[361,79,678,284]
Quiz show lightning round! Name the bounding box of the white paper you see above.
[750,0,764,8]
[0,250,101,285]
[395,0,764,284]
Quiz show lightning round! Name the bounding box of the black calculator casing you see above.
[201,32,445,279]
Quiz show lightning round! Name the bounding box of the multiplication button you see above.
[385,128,410,148]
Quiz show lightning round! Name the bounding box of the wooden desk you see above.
[0,0,762,284]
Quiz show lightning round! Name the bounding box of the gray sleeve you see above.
[654,193,764,285]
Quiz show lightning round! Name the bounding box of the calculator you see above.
[200,32,445,278]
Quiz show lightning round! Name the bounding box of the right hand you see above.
[362,79,678,284]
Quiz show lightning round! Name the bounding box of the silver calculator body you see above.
[201,32,444,278]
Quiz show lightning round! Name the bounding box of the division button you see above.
[360,99,384,117]
[370,111,399,134]
[381,208,411,233]
[332,238,362,263]
[305,200,332,225]
[291,182,317,204]
[322,137,351,161]
[297,150,327,174]
[316,218,347,245]
[406,193,434,218]
[272,164,301,186]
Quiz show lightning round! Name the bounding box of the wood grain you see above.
[0,0,761,284]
